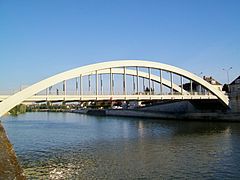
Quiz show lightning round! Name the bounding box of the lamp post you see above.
[198,72,203,77]
[222,67,232,84]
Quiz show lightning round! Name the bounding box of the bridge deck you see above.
[0,94,218,102]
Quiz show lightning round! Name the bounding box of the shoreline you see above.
[12,108,240,122]
[72,109,240,122]
[0,123,25,179]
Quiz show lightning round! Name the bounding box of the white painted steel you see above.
[84,68,189,94]
[0,68,190,98]
[0,60,229,117]
[0,94,219,102]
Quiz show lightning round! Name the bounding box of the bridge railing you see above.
[0,90,214,97]
[33,90,213,96]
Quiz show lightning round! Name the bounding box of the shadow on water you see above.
[106,115,233,136]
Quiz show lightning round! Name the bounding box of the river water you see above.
[2,112,240,179]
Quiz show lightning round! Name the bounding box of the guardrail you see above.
[0,93,218,102]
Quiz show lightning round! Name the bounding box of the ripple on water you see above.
[2,112,240,179]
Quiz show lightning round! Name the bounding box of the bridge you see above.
[0,60,229,117]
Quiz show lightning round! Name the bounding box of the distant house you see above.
[182,76,222,94]
[230,76,240,94]
[229,76,240,112]
[203,76,222,91]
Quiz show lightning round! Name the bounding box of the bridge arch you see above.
[0,60,229,117]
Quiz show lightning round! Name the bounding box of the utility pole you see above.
[222,67,232,84]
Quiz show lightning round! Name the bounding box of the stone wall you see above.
[230,94,240,112]
[0,123,25,179]
[141,101,196,113]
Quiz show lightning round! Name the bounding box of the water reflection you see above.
[2,112,240,179]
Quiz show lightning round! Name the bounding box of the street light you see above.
[198,72,203,77]
[222,67,232,84]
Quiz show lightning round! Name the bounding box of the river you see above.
[2,112,240,179]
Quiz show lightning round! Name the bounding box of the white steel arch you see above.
[0,60,229,117]
[0,69,189,102]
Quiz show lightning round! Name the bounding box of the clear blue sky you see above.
[0,0,239,91]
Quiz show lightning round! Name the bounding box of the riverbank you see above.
[0,123,25,179]
[72,109,240,122]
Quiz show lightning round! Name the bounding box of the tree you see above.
[222,84,230,93]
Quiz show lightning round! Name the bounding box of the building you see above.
[229,76,240,112]
[230,76,240,94]
[182,76,222,94]
[203,76,222,91]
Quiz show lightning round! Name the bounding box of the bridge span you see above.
[0,60,229,117]
[0,94,218,103]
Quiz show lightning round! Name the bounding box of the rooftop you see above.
[203,76,222,85]
[230,76,240,85]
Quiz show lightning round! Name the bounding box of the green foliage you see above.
[61,101,66,109]
[9,104,27,116]
[25,101,71,112]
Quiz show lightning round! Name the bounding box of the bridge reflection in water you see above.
[2,112,240,179]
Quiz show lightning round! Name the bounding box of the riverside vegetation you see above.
[9,104,27,116]
[9,102,70,115]
[10,101,115,115]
